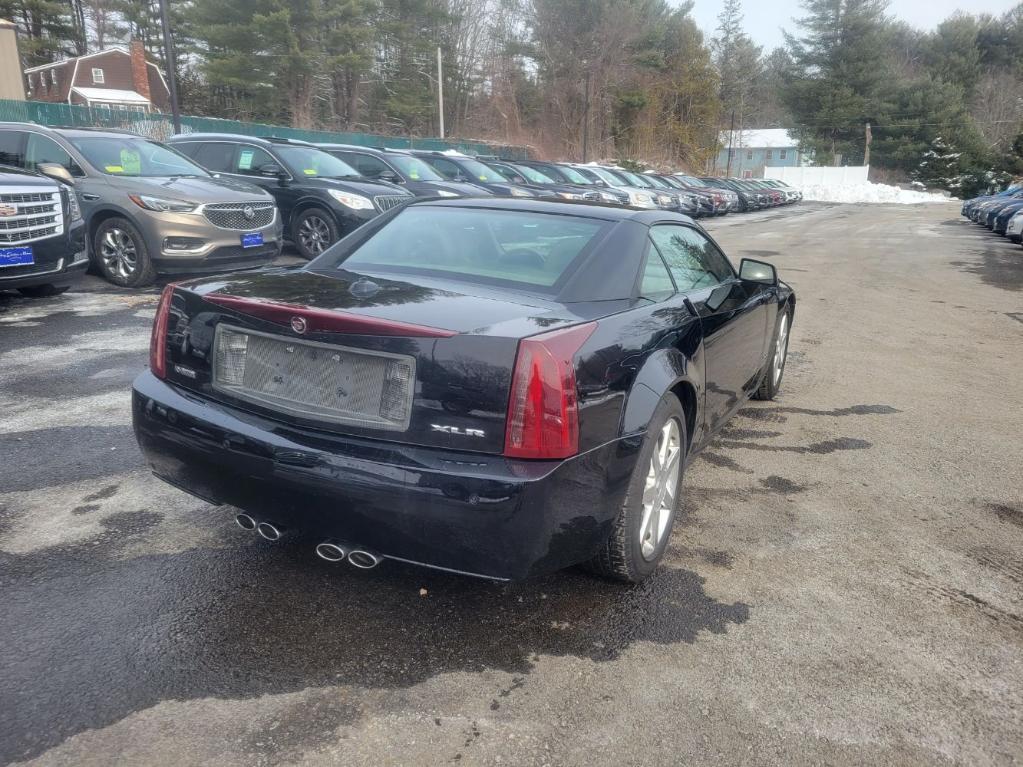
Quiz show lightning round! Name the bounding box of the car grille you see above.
[212,324,416,431]
[0,191,54,204]
[374,195,410,212]
[582,191,601,202]
[0,188,63,245]
[202,202,276,230]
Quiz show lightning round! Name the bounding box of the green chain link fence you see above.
[0,98,531,159]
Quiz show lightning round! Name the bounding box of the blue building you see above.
[713,129,805,178]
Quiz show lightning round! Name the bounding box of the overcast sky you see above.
[689,0,1021,51]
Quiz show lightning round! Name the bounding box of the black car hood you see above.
[300,176,412,198]
[404,180,490,197]
[0,167,57,188]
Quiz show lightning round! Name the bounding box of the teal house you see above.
[712,129,804,178]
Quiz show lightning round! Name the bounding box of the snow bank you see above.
[800,181,953,205]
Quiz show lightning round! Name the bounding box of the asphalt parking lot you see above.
[2,201,1021,766]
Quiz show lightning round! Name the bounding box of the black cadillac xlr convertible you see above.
[132,198,794,582]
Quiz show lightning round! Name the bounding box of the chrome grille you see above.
[0,214,58,230]
[212,324,415,431]
[374,195,410,212]
[0,192,53,204]
[0,226,58,244]
[202,202,276,230]
[0,187,62,244]
[582,191,601,202]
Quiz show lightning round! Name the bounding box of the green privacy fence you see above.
[0,98,531,159]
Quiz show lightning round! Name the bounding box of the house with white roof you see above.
[23,41,171,113]
[713,129,806,178]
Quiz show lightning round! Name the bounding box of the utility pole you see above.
[864,121,872,167]
[582,69,590,163]
[436,46,444,139]
[158,0,181,134]
[725,110,735,176]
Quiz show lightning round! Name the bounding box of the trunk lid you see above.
[162,268,584,453]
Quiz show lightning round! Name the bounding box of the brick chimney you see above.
[129,40,151,102]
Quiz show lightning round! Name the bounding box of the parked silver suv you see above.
[0,124,283,287]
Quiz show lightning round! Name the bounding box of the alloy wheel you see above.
[298,215,331,256]
[99,228,138,279]
[639,417,682,560]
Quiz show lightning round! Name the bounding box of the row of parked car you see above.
[960,183,1023,245]
[0,122,802,293]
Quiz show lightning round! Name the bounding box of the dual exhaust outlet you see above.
[235,513,382,569]
[314,540,383,569]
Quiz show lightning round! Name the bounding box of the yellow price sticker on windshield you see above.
[409,171,419,180]
[105,165,124,173]
[303,168,318,175]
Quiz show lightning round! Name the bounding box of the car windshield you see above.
[457,157,508,182]
[642,175,670,189]
[618,170,651,187]
[679,176,707,187]
[387,154,445,181]
[549,165,591,184]
[275,146,359,178]
[514,164,555,184]
[68,136,208,177]
[334,206,607,290]
[588,167,627,186]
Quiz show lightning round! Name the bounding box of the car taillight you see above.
[504,322,596,460]
[149,284,175,379]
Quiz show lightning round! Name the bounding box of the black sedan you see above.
[132,198,795,582]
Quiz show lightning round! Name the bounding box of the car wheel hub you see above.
[640,417,682,560]
[773,313,789,385]
[100,228,137,278]
[299,216,330,255]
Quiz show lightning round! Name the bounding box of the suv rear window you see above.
[330,206,608,290]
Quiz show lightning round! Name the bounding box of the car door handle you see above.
[80,193,100,201]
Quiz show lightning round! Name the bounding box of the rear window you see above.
[334,206,608,290]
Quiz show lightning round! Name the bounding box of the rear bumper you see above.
[132,372,638,580]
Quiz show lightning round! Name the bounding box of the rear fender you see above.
[619,346,705,447]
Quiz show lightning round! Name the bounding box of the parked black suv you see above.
[315,144,486,198]
[168,135,413,259]
[0,164,87,297]
[408,150,537,197]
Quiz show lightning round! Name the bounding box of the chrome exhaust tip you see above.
[235,513,257,531]
[256,522,282,541]
[315,541,347,563]
[348,549,382,569]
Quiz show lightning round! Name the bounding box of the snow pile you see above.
[800,181,953,204]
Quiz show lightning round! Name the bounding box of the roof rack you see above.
[41,125,138,135]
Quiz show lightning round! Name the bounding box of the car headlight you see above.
[327,189,375,210]
[67,190,82,221]
[656,194,674,206]
[557,191,583,200]
[510,187,533,197]
[630,192,652,205]
[435,190,460,198]
[129,194,197,213]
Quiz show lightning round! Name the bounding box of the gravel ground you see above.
[1,202,1021,766]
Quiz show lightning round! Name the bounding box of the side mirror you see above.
[36,162,74,185]
[739,258,777,286]
[379,170,402,183]
[258,163,285,178]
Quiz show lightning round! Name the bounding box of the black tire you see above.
[17,284,70,298]
[292,207,339,260]
[586,394,687,583]
[754,305,792,401]
[93,217,156,288]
